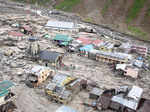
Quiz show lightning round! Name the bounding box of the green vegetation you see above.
[83,17,93,23]
[147,8,150,16]
[127,0,147,23]
[127,25,149,41]
[55,0,81,11]
[101,0,112,15]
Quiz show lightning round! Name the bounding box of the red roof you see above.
[92,39,103,46]
[22,25,32,31]
[76,37,93,45]
[8,31,24,37]
[76,37,103,46]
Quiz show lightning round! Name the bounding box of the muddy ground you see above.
[0,0,150,112]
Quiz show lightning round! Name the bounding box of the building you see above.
[131,45,148,56]
[45,20,78,32]
[53,34,73,46]
[88,50,132,64]
[0,81,15,106]
[98,86,147,112]
[39,51,63,68]
[26,65,54,87]
[56,106,78,112]
[79,44,94,57]
[116,64,140,78]
[8,31,25,41]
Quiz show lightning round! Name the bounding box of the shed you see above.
[56,106,78,112]
[39,51,63,67]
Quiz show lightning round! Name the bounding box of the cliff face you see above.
[55,0,150,41]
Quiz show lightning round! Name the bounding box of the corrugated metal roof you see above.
[45,20,75,29]
[52,73,75,86]
[89,49,132,60]
[127,86,143,101]
[56,106,78,112]
[112,94,138,110]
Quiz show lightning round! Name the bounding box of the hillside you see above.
[12,0,150,41]
[54,0,150,41]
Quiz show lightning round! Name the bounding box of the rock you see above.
[10,62,18,68]
[4,49,14,56]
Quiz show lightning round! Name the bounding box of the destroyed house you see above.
[0,81,15,105]
[98,86,148,112]
[52,73,76,87]
[116,64,140,78]
[53,34,73,46]
[26,65,54,87]
[56,106,78,112]
[39,51,63,67]
[88,50,132,64]
[45,82,72,104]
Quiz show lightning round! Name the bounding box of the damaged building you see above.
[26,65,54,87]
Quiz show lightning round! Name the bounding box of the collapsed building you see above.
[0,80,16,111]
[26,65,54,87]
[116,64,140,78]
[45,73,86,104]
[98,86,150,112]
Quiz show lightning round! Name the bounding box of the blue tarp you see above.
[79,44,94,52]
[0,80,14,97]
[56,106,78,112]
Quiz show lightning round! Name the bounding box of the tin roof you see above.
[56,106,78,112]
[112,93,139,110]
[127,86,143,101]
[46,20,75,29]
[52,73,75,86]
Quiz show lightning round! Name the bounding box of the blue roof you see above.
[0,80,14,96]
[79,44,94,52]
[56,106,78,112]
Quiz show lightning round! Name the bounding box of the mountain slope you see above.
[55,0,150,41]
